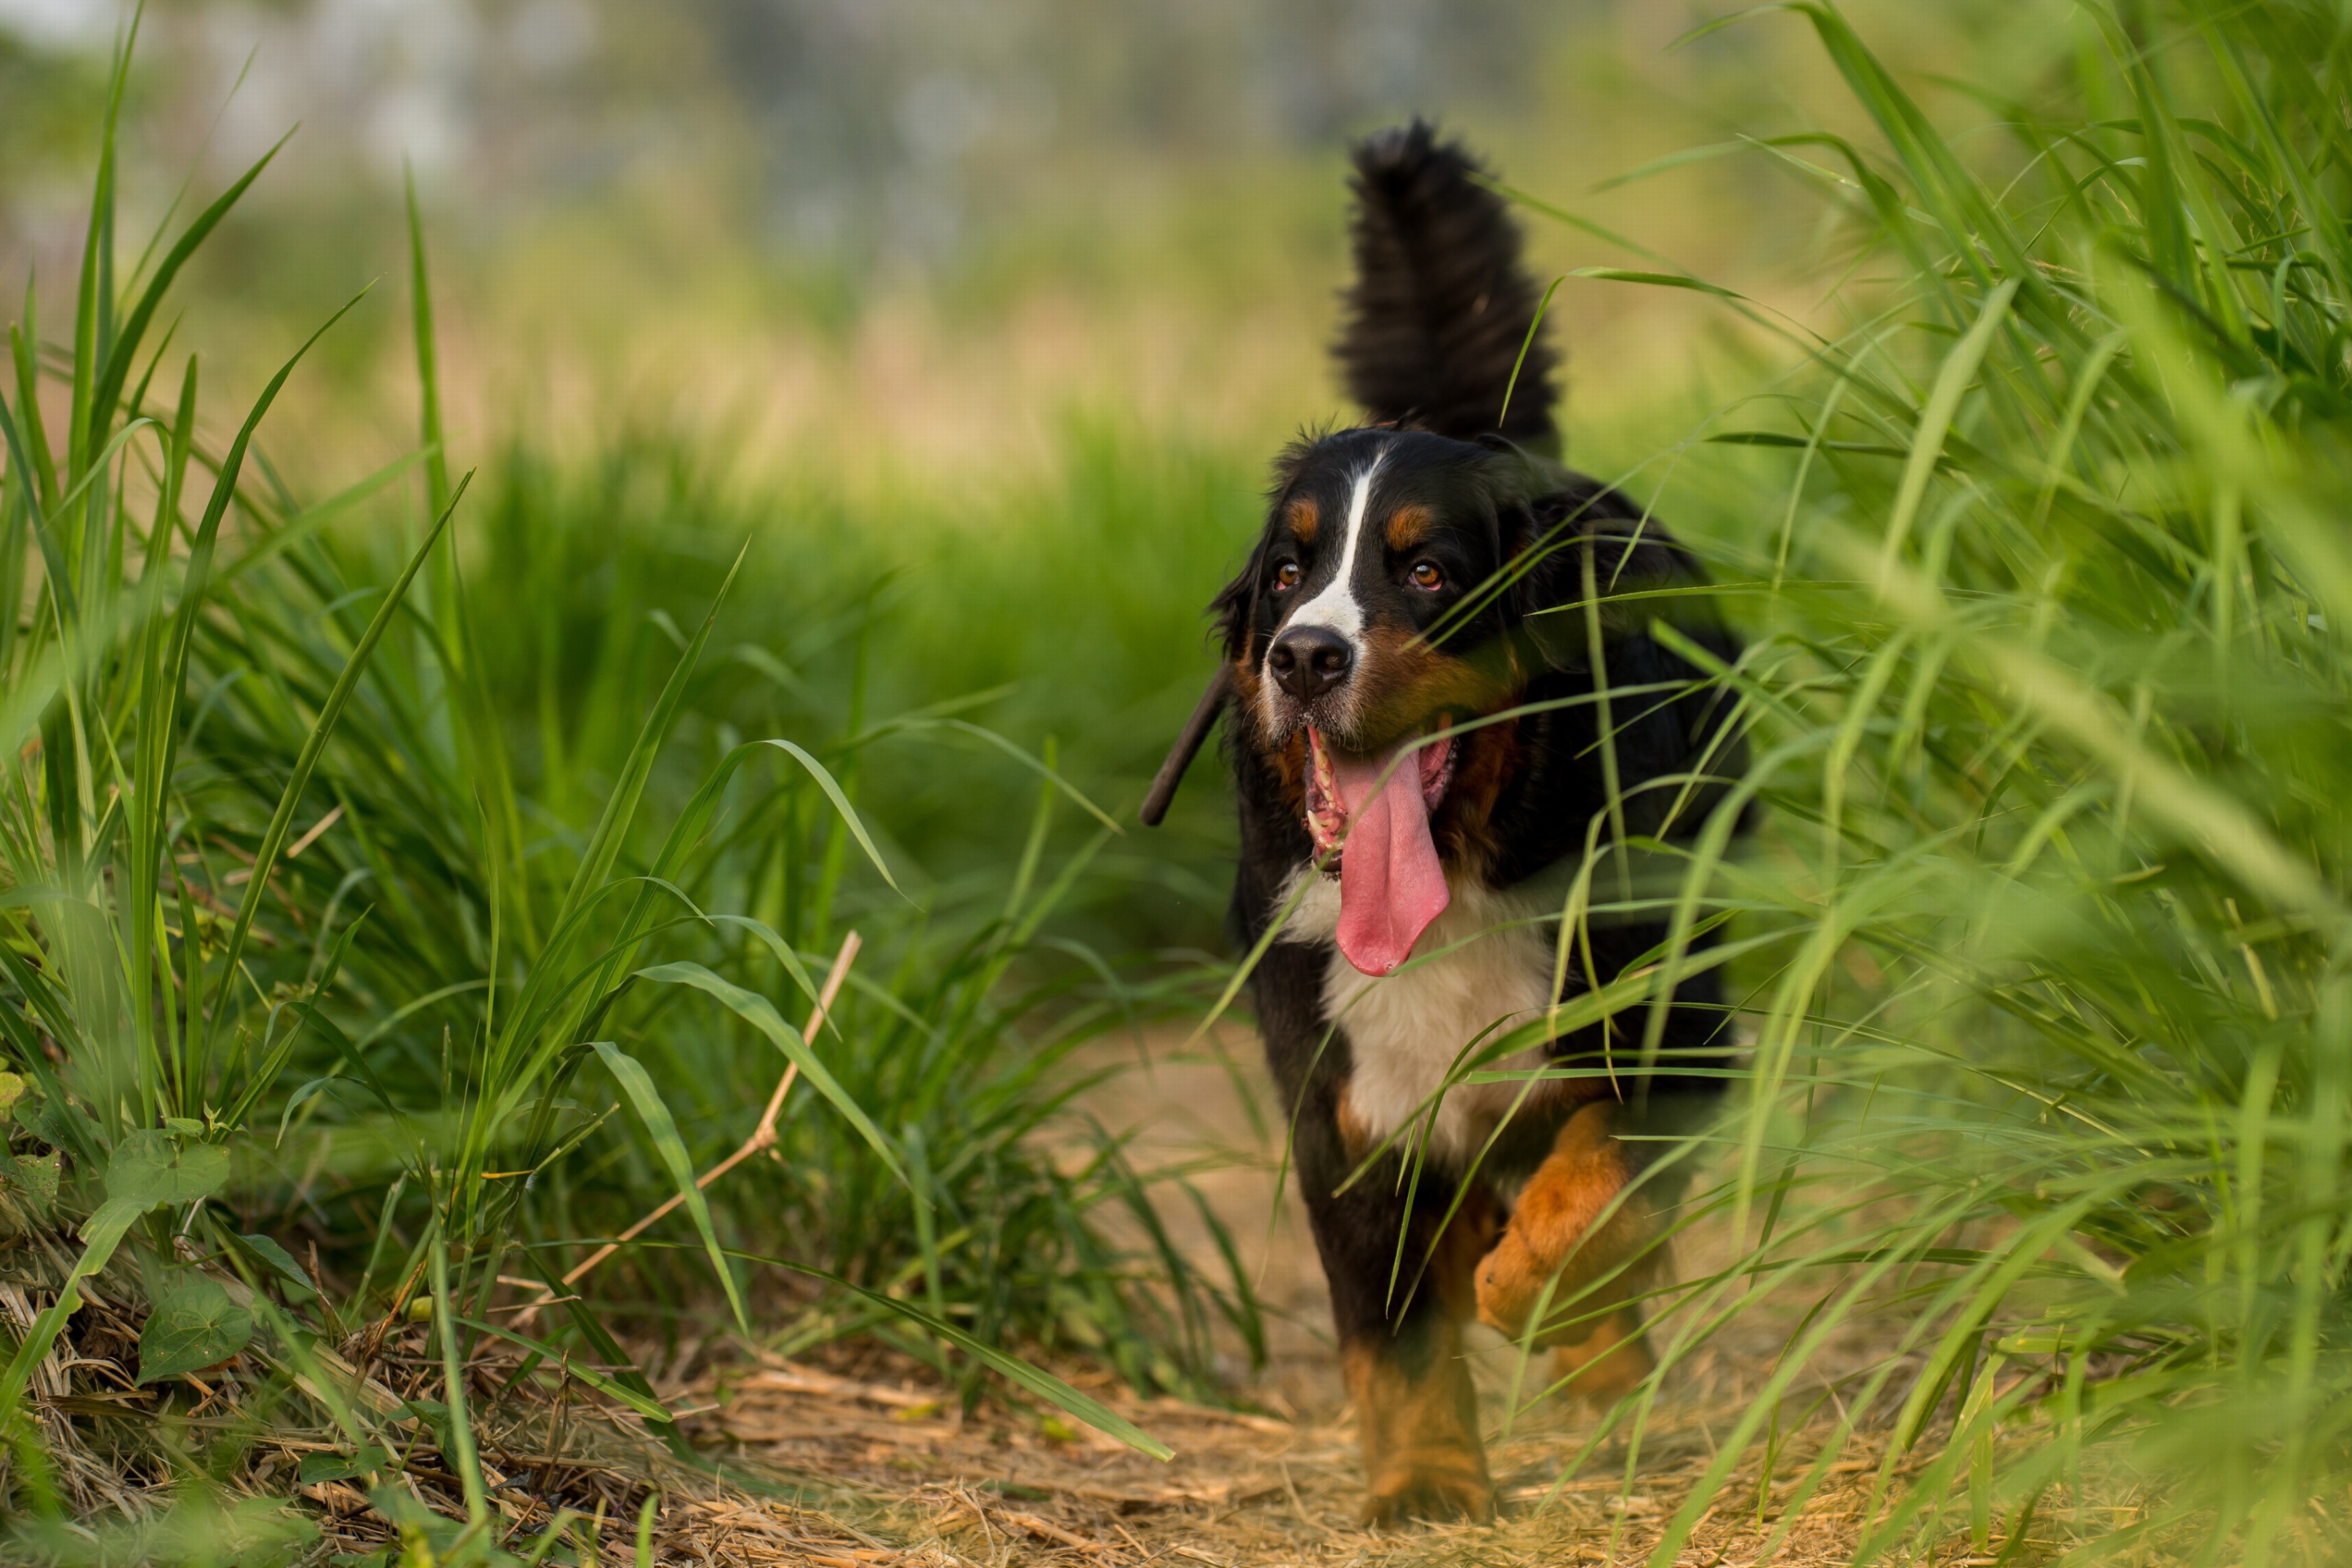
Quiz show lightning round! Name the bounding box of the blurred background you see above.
[0,0,2066,952]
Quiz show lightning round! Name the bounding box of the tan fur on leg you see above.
[1345,1331,1494,1526]
[1348,1191,1501,1527]
[1475,1102,1664,1376]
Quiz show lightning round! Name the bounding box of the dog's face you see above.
[1224,429,1523,752]
[1217,428,1536,974]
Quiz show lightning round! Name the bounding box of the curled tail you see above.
[1336,119,1559,452]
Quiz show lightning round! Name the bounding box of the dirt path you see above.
[258,1031,2015,1565]
[676,1355,1931,1568]
[657,1036,1960,1568]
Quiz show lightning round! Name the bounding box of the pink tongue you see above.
[1331,746,1450,978]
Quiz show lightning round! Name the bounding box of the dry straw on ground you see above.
[666,1320,2085,1568]
[2,1226,2111,1568]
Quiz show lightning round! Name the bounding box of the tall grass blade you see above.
[589,1040,750,1334]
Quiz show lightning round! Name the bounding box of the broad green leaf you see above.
[0,1070,20,1124]
[4,1152,59,1218]
[296,1446,390,1486]
[233,1232,318,1301]
[633,960,907,1186]
[138,1276,255,1383]
[16,1091,100,1165]
[105,1129,229,1211]
[589,1041,749,1334]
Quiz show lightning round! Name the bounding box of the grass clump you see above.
[1516,1,2352,1560]
[0,21,1242,1560]
[458,418,1254,954]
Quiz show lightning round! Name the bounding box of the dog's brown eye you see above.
[1274,561,1302,590]
[1410,561,1443,590]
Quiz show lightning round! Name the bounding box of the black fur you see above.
[1338,120,1561,452]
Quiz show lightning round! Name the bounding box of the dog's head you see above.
[1199,426,1696,976]
[1218,428,1528,747]
[1208,428,1544,974]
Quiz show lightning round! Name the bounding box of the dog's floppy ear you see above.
[1146,447,1322,826]
[1209,541,1264,665]
[1503,483,1700,670]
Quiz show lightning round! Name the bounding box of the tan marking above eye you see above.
[1411,561,1444,590]
[1385,504,1434,550]
[1285,497,1320,545]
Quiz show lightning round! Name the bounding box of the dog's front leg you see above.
[1340,1312,1489,1528]
[1285,1071,1497,1523]
[1473,1098,1669,1404]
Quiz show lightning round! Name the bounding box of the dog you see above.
[1140,121,1741,1526]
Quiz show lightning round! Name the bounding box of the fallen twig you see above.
[1002,1510,1112,1555]
[286,803,345,858]
[517,932,861,1325]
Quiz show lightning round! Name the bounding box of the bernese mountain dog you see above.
[1141,121,1741,1526]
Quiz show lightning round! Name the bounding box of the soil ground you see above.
[633,1037,1995,1568]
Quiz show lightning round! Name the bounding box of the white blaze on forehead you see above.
[1277,448,1388,648]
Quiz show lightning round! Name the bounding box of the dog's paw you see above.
[1362,1459,1496,1529]
[1476,1102,1653,1342]
[1473,1230,1544,1339]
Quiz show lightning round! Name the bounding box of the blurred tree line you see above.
[2,0,1587,283]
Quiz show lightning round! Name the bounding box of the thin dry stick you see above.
[285,803,345,859]
[519,931,862,1320]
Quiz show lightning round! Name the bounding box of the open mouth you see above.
[1303,722,1456,977]
[1304,724,1454,856]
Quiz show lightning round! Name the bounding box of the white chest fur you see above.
[1275,869,1558,1169]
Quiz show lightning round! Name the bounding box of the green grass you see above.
[1478,2,2352,1561]
[458,417,1253,953]
[0,22,1247,1561]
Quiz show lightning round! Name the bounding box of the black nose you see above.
[1267,625,1355,701]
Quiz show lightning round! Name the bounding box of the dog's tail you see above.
[1336,119,1559,452]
